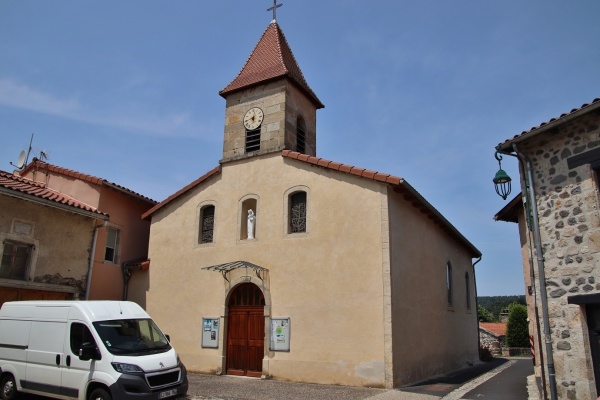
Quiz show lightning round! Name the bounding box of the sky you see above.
[1,1,599,296]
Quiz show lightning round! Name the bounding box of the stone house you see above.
[142,20,482,388]
[479,322,507,355]
[10,160,156,306]
[494,97,600,399]
[0,169,108,306]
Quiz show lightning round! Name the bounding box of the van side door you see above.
[62,322,100,398]
[24,320,67,396]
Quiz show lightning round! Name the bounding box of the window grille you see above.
[297,122,306,154]
[200,206,215,244]
[290,192,307,233]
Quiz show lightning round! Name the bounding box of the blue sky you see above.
[1,1,599,296]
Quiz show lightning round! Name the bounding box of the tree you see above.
[477,304,494,322]
[506,303,529,347]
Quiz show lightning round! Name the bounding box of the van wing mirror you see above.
[79,342,101,361]
[166,334,170,342]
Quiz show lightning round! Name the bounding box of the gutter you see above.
[85,221,108,300]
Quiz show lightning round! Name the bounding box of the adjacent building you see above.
[495,97,600,399]
[3,160,157,306]
[0,170,108,306]
[143,20,482,388]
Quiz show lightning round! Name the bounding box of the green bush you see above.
[506,303,529,348]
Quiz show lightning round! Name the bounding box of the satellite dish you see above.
[16,150,26,168]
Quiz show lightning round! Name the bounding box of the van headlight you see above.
[111,362,144,374]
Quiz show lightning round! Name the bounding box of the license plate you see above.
[158,389,178,399]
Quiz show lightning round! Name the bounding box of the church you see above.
[142,16,481,388]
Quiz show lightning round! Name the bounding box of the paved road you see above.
[460,358,532,399]
[14,357,533,400]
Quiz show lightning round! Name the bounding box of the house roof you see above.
[0,169,108,219]
[479,322,507,337]
[19,159,157,205]
[496,97,600,152]
[142,152,481,258]
[219,21,324,109]
[494,193,522,223]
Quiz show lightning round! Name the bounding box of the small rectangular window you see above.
[104,227,119,263]
[0,241,31,280]
[200,206,215,244]
[290,192,307,233]
[446,263,453,307]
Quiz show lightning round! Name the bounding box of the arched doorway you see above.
[226,283,265,377]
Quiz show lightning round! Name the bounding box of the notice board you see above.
[270,317,290,351]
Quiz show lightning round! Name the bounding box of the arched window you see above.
[296,117,306,154]
[289,191,307,233]
[465,272,471,310]
[446,262,453,307]
[199,205,215,244]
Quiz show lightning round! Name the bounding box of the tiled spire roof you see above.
[219,21,324,109]
[0,170,108,219]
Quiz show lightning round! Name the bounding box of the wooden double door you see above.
[226,283,265,377]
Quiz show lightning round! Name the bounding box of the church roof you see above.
[219,21,324,109]
[141,152,481,258]
[0,169,108,219]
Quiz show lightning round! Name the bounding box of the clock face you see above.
[243,107,264,130]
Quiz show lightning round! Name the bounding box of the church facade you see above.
[143,21,481,388]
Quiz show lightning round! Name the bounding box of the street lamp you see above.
[493,152,512,200]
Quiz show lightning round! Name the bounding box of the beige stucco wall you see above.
[147,153,387,387]
[0,194,95,297]
[387,187,479,386]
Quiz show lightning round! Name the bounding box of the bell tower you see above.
[219,20,324,163]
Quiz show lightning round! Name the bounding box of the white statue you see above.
[247,209,255,239]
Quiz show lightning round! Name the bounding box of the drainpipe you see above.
[504,144,557,400]
[472,256,482,355]
[86,221,108,300]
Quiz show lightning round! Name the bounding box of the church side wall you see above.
[146,154,388,387]
[386,187,479,387]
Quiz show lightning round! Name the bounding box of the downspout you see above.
[508,143,557,400]
[472,256,482,354]
[86,221,108,300]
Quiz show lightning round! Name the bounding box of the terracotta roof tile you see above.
[142,166,221,220]
[219,22,323,109]
[20,159,156,204]
[479,322,507,337]
[0,170,107,218]
[497,97,600,150]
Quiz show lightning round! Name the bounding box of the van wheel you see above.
[0,374,16,400]
[89,387,112,400]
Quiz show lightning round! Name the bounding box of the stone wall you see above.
[518,111,600,399]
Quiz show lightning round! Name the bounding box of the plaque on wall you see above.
[201,318,219,348]
[270,317,290,351]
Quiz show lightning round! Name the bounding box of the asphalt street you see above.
[15,357,533,400]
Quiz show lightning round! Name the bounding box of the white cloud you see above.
[0,77,204,138]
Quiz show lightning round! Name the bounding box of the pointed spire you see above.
[219,22,324,109]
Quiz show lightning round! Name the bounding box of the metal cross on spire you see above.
[267,0,283,21]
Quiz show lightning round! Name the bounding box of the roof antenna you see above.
[10,133,34,170]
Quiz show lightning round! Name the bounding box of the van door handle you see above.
[56,354,60,365]
[66,355,71,367]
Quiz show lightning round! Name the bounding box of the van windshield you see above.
[92,319,171,356]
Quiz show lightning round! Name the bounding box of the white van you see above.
[0,301,188,400]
